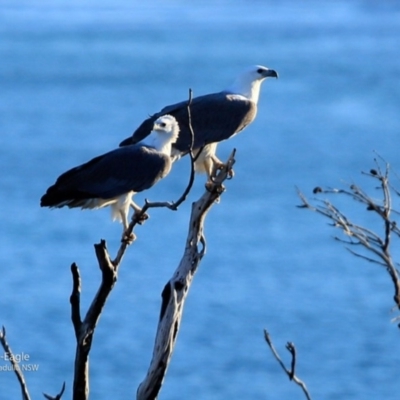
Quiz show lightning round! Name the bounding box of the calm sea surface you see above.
[1,1,400,398]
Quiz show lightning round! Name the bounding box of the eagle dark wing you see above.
[41,145,171,207]
[120,92,257,153]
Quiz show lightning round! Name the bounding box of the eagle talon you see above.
[214,184,225,204]
[205,181,225,195]
[134,212,149,225]
[210,161,226,179]
[210,175,218,183]
[215,162,226,171]
[205,181,214,192]
[122,232,136,244]
[227,168,235,179]
[217,184,225,193]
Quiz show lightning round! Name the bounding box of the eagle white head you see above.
[143,114,180,155]
[226,65,278,104]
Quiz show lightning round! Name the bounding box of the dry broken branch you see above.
[264,329,311,400]
[70,243,117,400]
[0,326,31,400]
[43,382,66,400]
[136,150,236,400]
[297,159,400,315]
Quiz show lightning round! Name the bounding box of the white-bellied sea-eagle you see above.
[41,115,179,240]
[120,65,278,179]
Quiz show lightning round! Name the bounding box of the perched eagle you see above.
[120,65,278,179]
[41,115,179,240]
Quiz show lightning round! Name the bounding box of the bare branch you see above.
[70,241,117,400]
[137,151,236,400]
[0,326,31,400]
[43,382,66,400]
[70,263,82,340]
[264,329,312,400]
[143,88,196,212]
[345,246,388,267]
[297,160,400,313]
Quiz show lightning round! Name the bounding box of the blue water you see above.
[1,1,400,398]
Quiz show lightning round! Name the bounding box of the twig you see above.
[264,329,312,400]
[345,246,388,267]
[43,382,66,400]
[0,326,31,400]
[144,87,196,211]
[137,150,236,400]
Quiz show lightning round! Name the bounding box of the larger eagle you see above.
[120,65,278,180]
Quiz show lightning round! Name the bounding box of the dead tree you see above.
[263,158,400,400]
[298,158,400,322]
[1,87,237,398]
[0,151,235,400]
[70,151,235,400]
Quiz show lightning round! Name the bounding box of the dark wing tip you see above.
[40,186,68,207]
[40,192,52,207]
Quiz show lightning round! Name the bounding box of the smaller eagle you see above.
[41,115,179,240]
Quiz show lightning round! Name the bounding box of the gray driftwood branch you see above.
[297,159,400,316]
[264,329,312,400]
[136,150,236,400]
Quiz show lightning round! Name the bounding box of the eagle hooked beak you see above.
[265,69,278,79]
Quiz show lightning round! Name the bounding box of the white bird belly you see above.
[110,192,135,223]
